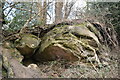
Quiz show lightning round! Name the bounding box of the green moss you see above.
[35,22,103,63]
[15,33,40,58]
[40,22,96,53]
[86,22,102,39]
[74,22,88,28]
[2,55,14,78]
[2,67,7,78]
[19,34,40,48]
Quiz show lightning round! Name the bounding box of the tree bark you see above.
[0,2,4,78]
[0,2,4,43]
[0,50,2,79]
[55,1,63,23]
[37,1,47,25]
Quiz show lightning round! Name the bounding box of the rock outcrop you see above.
[34,22,103,64]
[15,34,41,58]
[1,20,118,78]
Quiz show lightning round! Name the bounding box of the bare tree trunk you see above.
[55,1,63,23]
[0,22,4,78]
[37,1,47,25]
[64,2,69,20]
[37,2,43,24]
[42,1,47,25]
[0,50,2,79]
[0,2,4,44]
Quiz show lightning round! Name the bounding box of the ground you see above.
[34,48,119,78]
[1,44,119,78]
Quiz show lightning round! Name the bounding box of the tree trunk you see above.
[55,1,63,23]
[0,2,4,78]
[42,1,47,25]
[0,50,2,79]
[0,2,4,43]
[37,1,47,25]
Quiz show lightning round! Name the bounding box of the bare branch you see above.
[3,2,20,11]
[64,0,76,19]
[6,7,13,17]
[20,2,52,33]
[47,12,52,20]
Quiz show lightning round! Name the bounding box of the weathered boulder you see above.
[15,34,40,58]
[1,46,42,78]
[10,20,117,65]
[0,47,2,79]
[2,41,24,62]
[34,22,102,64]
[1,19,118,78]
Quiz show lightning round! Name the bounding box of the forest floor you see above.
[34,48,120,78]
[1,45,119,78]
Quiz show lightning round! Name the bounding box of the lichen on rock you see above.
[34,22,102,64]
[15,34,41,58]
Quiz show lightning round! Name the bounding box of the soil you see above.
[1,46,119,78]
[34,48,120,78]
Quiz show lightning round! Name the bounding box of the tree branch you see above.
[20,2,52,33]
[3,2,20,11]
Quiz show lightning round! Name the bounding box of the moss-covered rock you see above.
[2,42,24,62]
[15,34,41,58]
[34,22,102,64]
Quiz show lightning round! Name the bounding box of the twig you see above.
[20,2,52,33]
[6,7,13,17]
[47,12,52,20]
[3,2,20,11]
[10,5,51,19]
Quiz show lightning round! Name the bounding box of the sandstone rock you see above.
[34,22,101,64]
[15,34,40,58]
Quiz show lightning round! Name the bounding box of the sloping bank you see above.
[15,21,118,64]
[2,20,118,78]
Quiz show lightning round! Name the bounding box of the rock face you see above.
[1,46,42,78]
[15,34,40,58]
[1,20,118,78]
[34,22,103,64]
[13,21,118,65]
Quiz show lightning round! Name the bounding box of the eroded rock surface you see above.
[1,20,118,78]
[12,21,118,66]
[34,22,104,64]
[1,46,42,78]
[15,34,40,58]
